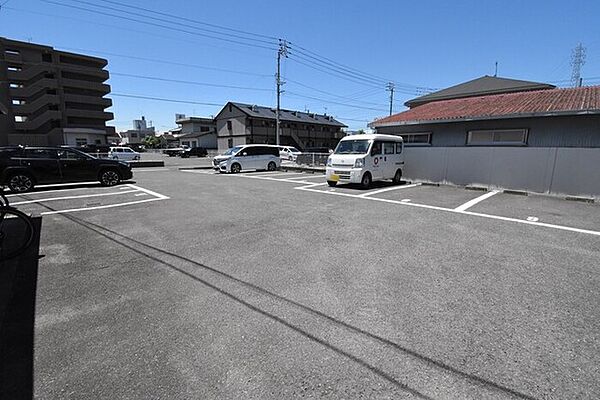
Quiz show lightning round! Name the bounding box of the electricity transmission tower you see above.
[570,43,586,87]
[276,39,289,145]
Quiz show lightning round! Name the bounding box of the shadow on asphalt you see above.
[0,218,42,400]
[42,208,537,400]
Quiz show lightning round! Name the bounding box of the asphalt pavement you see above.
[15,161,600,399]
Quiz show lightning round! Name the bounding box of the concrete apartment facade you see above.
[214,102,346,152]
[174,115,217,149]
[0,37,114,146]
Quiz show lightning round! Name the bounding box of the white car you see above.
[108,146,140,161]
[279,146,302,161]
[326,134,404,189]
[213,145,280,173]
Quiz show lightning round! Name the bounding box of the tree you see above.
[142,135,162,148]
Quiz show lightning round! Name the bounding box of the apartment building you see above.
[0,37,114,146]
[214,102,346,152]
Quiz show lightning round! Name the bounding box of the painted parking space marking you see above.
[9,189,140,205]
[295,185,600,237]
[454,190,500,212]
[527,216,539,222]
[358,183,421,198]
[11,184,169,216]
[178,169,600,237]
[285,174,326,181]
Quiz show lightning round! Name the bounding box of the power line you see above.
[289,42,437,91]
[111,72,273,92]
[96,0,278,41]
[111,93,223,107]
[285,78,388,107]
[60,47,272,77]
[72,0,277,46]
[42,0,278,51]
[286,91,388,112]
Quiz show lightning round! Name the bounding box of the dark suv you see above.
[0,146,133,193]
[180,146,208,158]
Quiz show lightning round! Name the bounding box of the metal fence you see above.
[295,153,330,167]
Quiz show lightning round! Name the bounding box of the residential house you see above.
[174,115,217,149]
[370,76,600,198]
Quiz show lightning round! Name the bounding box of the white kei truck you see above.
[325,134,404,189]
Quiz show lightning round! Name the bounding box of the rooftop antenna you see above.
[494,61,498,77]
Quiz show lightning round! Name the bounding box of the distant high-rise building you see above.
[0,37,114,146]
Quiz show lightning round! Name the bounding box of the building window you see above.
[9,82,24,88]
[15,115,28,122]
[12,99,25,105]
[42,53,52,62]
[75,138,88,146]
[131,132,138,138]
[402,132,432,146]
[5,49,20,56]
[7,66,22,72]
[467,129,528,146]
[227,138,233,148]
[227,120,232,130]
[200,126,209,132]
[228,104,232,112]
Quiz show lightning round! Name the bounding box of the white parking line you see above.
[295,185,600,237]
[9,189,140,205]
[251,172,306,178]
[135,193,148,197]
[285,174,326,180]
[127,184,170,200]
[40,198,165,215]
[454,190,500,212]
[358,183,421,198]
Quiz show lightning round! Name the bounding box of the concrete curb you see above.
[177,166,214,170]
[129,161,165,168]
[280,166,326,173]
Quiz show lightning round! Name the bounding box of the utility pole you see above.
[276,39,289,145]
[386,82,395,116]
[570,43,586,87]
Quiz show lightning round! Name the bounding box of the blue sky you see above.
[1,0,599,131]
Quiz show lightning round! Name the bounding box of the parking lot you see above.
[20,164,600,399]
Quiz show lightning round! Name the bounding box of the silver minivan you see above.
[213,145,281,173]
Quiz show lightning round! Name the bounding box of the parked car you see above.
[108,146,140,161]
[180,147,208,158]
[0,146,133,193]
[325,134,404,189]
[213,145,280,173]
[163,146,188,157]
[279,146,302,161]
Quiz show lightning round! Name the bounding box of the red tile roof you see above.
[372,86,600,127]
